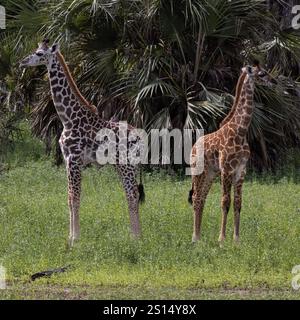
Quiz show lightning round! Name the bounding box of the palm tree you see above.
[1,0,300,170]
[0,30,34,162]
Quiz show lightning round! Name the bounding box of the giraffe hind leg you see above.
[192,170,215,243]
[116,165,141,238]
[219,172,233,245]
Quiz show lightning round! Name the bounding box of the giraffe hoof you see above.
[67,236,79,249]
[66,239,74,250]
[218,237,225,247]
[192,235,199,243]
[131,232,141,240]
[233,237,240,245]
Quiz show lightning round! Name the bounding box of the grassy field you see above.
[0,131,300,299]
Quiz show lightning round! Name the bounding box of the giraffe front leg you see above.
[219,172,232,245]
[67,159,82,248]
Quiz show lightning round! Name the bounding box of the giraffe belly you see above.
[82,148,97,166]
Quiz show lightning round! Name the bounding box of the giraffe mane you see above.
[56,52,98,114]
[219,70,247,128]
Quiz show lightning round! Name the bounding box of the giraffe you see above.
[189,62,272,244]
[20,39,145,247]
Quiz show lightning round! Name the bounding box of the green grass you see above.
[0,158,300,299]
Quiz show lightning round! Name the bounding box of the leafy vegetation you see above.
[0,155,299,299]
[0,126,299,300]
[0,0,300,170]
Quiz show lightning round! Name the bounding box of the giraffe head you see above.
[20,39,60,68]
[242,61,273,85]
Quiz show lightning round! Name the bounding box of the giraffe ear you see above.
[241,66,247,73]
[51,43,60,53]
[252,59,260,68]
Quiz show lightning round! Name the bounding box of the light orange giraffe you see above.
[189,63,272,244]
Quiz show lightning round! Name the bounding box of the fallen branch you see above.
[30,265,71,281]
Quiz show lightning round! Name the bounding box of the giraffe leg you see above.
[233,167,246,243]
[192,174,205,243]
[66,159,82,248]
[218,172,232,244]
[192,170,215,243]
[117,165,141,238]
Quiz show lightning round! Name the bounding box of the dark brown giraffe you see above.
[20,40,145,247]
[189,63,272,244]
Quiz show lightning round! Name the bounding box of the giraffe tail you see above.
[188,187,193,205]
[138,166,145,203]
[138,184,145,203]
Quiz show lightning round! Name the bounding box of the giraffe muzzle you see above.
[19,58,29,68]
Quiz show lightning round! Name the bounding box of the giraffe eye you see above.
[258,71,267,77]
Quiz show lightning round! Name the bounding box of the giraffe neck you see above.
[47,55,89,128]
[219,71,246,128]
[228,75,255,136]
